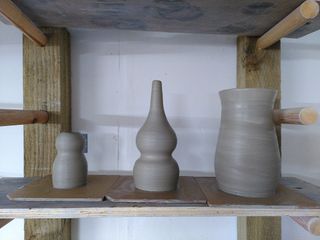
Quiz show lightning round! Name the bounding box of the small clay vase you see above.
[215,88,281,198]
[133,80,179,192]
[52,132,88,189]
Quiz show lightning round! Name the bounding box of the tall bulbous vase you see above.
[133,80,179,192]
[215,88,281,198]
[52,132,88,189]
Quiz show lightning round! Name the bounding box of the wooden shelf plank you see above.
[107,176,207,204]
[1,177,320,219]
[1,0,318,38]
[197,177,319,207]
[7,175,119,202]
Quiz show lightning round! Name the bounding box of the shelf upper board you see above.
[3,0,319,38]
[1,177,320,218]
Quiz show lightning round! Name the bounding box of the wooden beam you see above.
[237,36,281,240]
[0,109,48,126]
[24,28,71,240]
[0,0,47,46]
[0,219,12,229]
[256,0,319,50]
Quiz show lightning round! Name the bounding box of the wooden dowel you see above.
[0,219,12,229]
[0,0,47,46]
[273,107,318,125]
[256,0,319,50]
[0,109,49,126]
[291,217,320,235]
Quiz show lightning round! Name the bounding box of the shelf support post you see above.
[237,36,281,240]
[23,27,71,240]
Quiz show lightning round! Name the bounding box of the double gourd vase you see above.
[215,88,281,198]
[52,132,88,189]
[133,80,179,192]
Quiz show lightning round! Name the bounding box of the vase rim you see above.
[219,88,277,95]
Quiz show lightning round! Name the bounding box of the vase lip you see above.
[219,88,277,95]
[152,80,162,85]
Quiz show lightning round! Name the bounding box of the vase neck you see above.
[149,80,165,114]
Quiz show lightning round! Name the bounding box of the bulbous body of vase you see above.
[133,80,179,192]
[215,88,281,198]
[52,132,88,189]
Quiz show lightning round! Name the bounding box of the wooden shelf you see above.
[1,177,320,219]
[3,0,320,38]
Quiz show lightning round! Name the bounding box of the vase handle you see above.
[273,107,318,125]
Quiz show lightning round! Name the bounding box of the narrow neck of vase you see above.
[149,80,165,114]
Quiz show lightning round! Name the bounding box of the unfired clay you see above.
[133,80,179,192]
[215,88,281,198]
[52,132,88,189]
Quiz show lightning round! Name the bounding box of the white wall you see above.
[1,21,320,240]
[0,22,24,240]
[70,29,237,240]
[281,30,320,240]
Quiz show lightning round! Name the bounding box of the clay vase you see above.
[133,80,179,192]
[52,132,88,189]
[215,88,281,198]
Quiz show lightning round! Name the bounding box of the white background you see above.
[1,22,320,239]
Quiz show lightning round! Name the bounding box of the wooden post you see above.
[237,36,281,240]
[24,28,71,240]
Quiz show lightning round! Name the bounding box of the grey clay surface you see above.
[52,132,88,189]
[215,88,281,198]
[133,80,179,192]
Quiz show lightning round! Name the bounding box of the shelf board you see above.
[1,176,320,219]
[3,0,319,38]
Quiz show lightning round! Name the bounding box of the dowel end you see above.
[273,107,318,125]
[300,107,318,125]
[300,0,320,19]
[309,217,320,235]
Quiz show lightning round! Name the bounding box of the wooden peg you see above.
[291,217,320,235]
[273,107,318,125]
[0,109,49,126]
[256,0,319,50]
[0,0,47,46]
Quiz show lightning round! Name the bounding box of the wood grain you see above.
[238,217,281,240]
[256,0,319,49]
[2,0,318,38]
[197,177,318,207]
[23,28,71,240]
[0,109,48,126]
[107,176,206,204]
[1,177,320,218]
[237,36,281,240]
[273,107,318,125]
[0,0,47,46]
[8,175,119,202]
